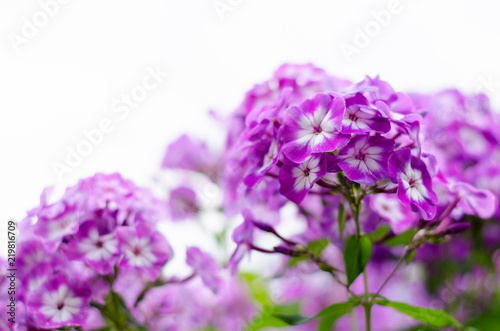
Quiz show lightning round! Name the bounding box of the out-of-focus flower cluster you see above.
[5,173,256,330]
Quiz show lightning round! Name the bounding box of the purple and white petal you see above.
[388,148,438,220]
[370,194,419,234]
[335,135,394,186]
[341,105,391,134]
[282,93,350,163]
[67,221,119,275]
[450,182,496,219]
[116,225,173,281]
[279,154,326,204]
[26,274,90,329]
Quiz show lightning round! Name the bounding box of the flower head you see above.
[26,274,91,329]
[341,97,391,134]
[328,135,394,186]
[67,220,119,275]
[116,224,173,281]
[282,93,349,163]
[388,148,438,220]
[279,154,326,204]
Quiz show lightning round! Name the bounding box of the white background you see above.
[1,0,500,262]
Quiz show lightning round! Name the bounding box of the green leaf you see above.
[318,315,337,331]
[242,273,300,330]
[104,292,129,327]
[384,229,415,246]
[240,273,269,305]
[99,292,147,330]
[273,302,301,315]
[367,225,391,242]
[247,314,290,330]
[401,326,440,331]
[273,301,358,327]
[307,238,330,257]
[315,301,359,318]
[343,234,373,287]
[250,302,302,329]
[338,201,346,239]
[273,314,311,325]
[376,300,461,328]
[466,312,500,330]
[287,255,307,267]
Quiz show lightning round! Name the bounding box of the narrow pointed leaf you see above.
[376,300,461,328]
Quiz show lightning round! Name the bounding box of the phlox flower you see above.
[116,224,173,281]
[388,148,438,220]
[328,135,394,186]
[279,154,326,204]
[26,274,90,329]
[282,93,349,163]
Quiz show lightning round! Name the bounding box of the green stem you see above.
[369,248,408,305]
[363,303,372,331]
[350,192,372,331]
[363,269,372,331]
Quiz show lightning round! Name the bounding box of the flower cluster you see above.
[11,63,500,331]
[188,63,498,330]
[222,64,494,237]
[11,173,255,330]
[10,173,172,329]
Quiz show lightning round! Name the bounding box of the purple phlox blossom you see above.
[245,86,291,127]
[449,181,496,219]
[274,63,331,89]
[227,210,256,274]
[340,93,391,134]
[186,246,222,293]
[25,186,55,220]
[241,123,283,188]
[238,89,292,188]
[282,93,350,163]
[388,148,438,220]
[363,75,416,115]
[243,177,287,225]
[135,284,211,331]
[279,154,326,204]
[33,202,79,252]
[168,186,200,221]
[67,220,119,275]
[16,240,53,297]
[162,134,219,181]
[375,100,424,135]
[26,273,91,329]
[116,224,173,281]
[449,122,498,159]
[327,135,394,186]
[52,173,165,226]
[369,194,419,234]
[65,173,135,212]
[272,63,352,102]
